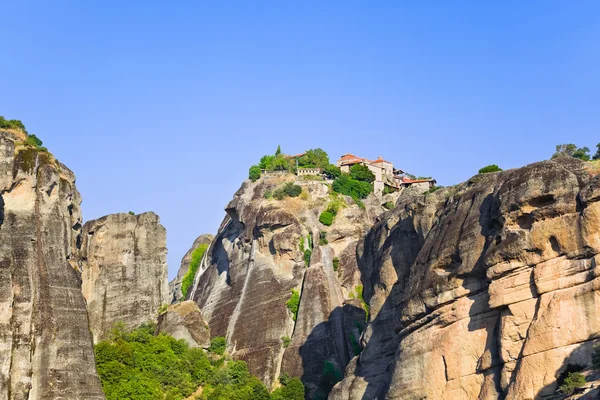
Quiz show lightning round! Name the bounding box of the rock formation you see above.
[0,129,104,399]
[79,212,169,343]
[187,175,391,396]
[157,300,211,348]
[169,233,213,303]
[331,157,600,400]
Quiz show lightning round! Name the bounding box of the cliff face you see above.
[0,130,104,399]
[331,157,600,400]
[169,233,213,303]
[188,175,390,397]
[79,212,169,343]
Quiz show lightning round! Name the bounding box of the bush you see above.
[181,243,209,299]
[424,186,442,195]
[349,164,375,183]
[249,165,261,182]
[332,257,340,272]
[286,289,300,321]
[383,185,396,195]
[283,182,302,197]
[0,116,27,133]
[273,182,302,200]
[209,336,227,355]
[332,174,372,200]
[264,190,272,199]
[303,249,312,267]
[319,211,334,226]
[553,144,591,161]
[319,231,328,245]
[95,324,271,400]
[281,336,291,348]
[271,377,305,400]
[128,211,135,215]
[383,201,394,210]
[323,164,341,180]
[478,164,502,174]
[158,303,169,315]
[559,372,586,395]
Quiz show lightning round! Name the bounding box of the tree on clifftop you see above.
[553,144,590,161]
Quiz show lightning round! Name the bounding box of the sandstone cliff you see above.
[187,175,392,397]
[0,130,104,399]
[157,300,211,348]
[331,157,600,400]
[79,212,169,343]
[169,233,213,303]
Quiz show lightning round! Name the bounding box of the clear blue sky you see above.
[2,1,598,279]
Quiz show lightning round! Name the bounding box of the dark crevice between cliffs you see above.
[0,193,4,229]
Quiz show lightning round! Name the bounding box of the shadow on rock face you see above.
[299,305,366,400]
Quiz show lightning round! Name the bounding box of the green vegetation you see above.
[559,372,586,395]
[478,164,502,174]
[383,185,396,195]
[350,285,369,321]
[208,336,227,355]
[270,376,304,400]
[319,195,345,226]
[0,116,27,133]
[349,164,375,183]
[249,165,261,182]
[316,361,343,399]
[319,231,328,245]
[181,243,209,299]
[424,186,442,195]
[129,211,135,215]
[95,323,277,400]
[297,148,330,169]
[553,143,591,161]
[273,182,302,200]
[286,289,301,321]
[303,249,312,267]
[281,336,291,348]
[319,211,334,226]
[264,190,273,199]
[332,257,340,272]
[332,174,372,201]
[383,201,394,210]
[158,303,169,315]
[348,333,361,357]
[323,164,341,180]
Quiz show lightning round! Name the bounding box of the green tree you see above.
[298,148,330,169]
[350,164,375,183]
[559,372,586,395]
[593,143,600,160]
[323,164,341,179]
[208,336,227,355]
[258,155,275,170]
[271,377,305,400]
[275,145,282,156]
[553,144,591,160]
[478,164,502,174]
[249,165,261,182]
[332,174,372,200]
[286,289,300,321]
[574,146,591,161]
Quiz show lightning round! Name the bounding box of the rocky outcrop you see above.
[169,234,213,303]
[188,175,386,395]
[331,157,600,400]
[79,212,169,343]
[0,130,104,399]
[157,301,210,348]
